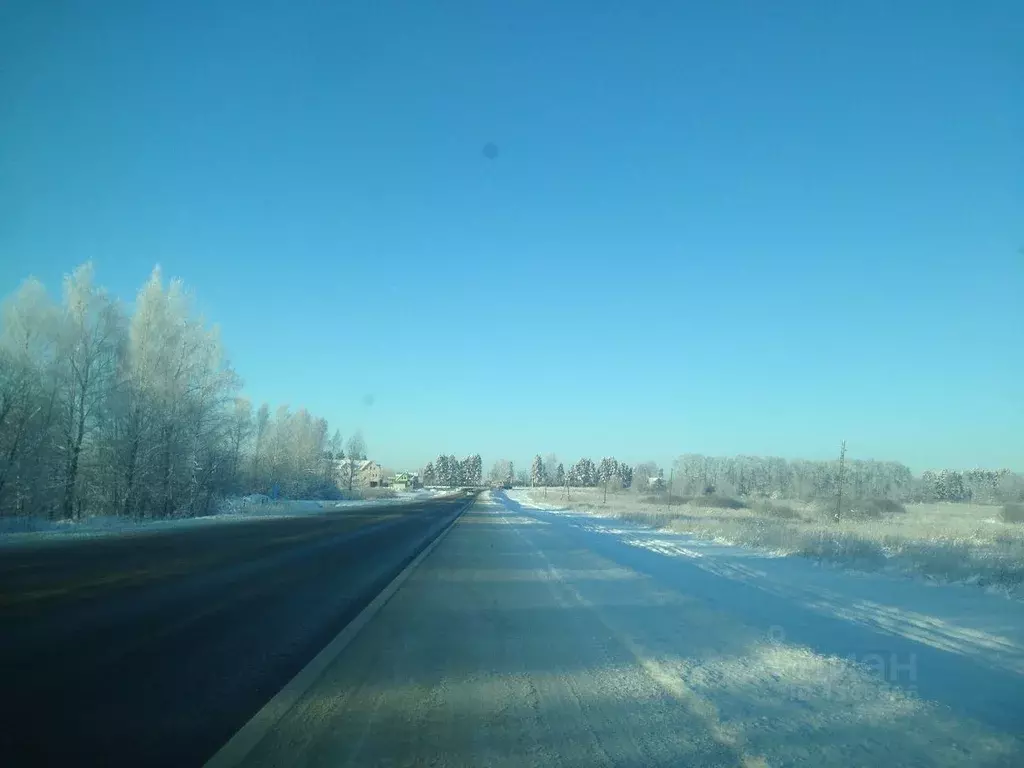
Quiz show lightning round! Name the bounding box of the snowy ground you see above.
[514,488,1024,597]
[232,490,1024,767]
[0,489,451,546]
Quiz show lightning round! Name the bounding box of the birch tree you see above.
[345,431,366,491]
[54,264,122,518]
[0,278,61,516]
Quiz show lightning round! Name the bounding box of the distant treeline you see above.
[512,451,1023,504]
[668,455,1024,504]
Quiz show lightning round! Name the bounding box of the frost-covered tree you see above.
[553,462,565,487]
[468,454,483,485]
[542,453,559,485]
[328,429,342,460]
[459,456,475,486]
[569,458,597,487]
[251,403,271,489]
[228,397,253,492]
[435,454,451,487]
[617,462,633,489]
[669,453,921,503]
[0,264,347,519]
[937,469,966,502]
[489,459,512,486]
[342,431,366,491]
[112,267,242,518]
[996,471,1024,503]
[448,454,483,486]
[531,455,545,487]
[422,461,435,486]
[52,264,123,519]
[0,277,62,516]
[428,453,469,488]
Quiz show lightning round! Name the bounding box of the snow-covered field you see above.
[0,489,451,546]
[507,489,1024,669]
[513,488,1024,597]
[235,490,1024,767]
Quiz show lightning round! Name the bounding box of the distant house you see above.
[336,459,384,488]
[647,476,665,491]
[391,472,421,491]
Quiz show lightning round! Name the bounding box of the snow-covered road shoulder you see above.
[508,489,1024,599]
[505,489,1024,670]
[497,493,1024,765]
[503,491,1024,737]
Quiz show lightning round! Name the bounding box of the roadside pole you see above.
[834,440,846,522]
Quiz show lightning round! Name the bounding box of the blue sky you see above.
[2,1,1021,472]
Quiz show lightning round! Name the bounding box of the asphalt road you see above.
[234,492,1024,768]
[0,494,473,768]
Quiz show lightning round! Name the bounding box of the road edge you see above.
[202,496,474,768]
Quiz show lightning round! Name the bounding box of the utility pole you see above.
[834,440,846,522]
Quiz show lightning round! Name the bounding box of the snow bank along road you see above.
[0,493,475,768]
[222,491,1024,768]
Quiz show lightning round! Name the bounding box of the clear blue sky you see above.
[2,1,1021,472]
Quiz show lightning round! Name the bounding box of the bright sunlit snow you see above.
[503,490,1024,733]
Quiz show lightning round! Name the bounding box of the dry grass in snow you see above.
[518,489,1024,596]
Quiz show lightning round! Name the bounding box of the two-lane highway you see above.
[0,494,473,768]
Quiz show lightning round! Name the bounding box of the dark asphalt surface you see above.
[0,494,473,768]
